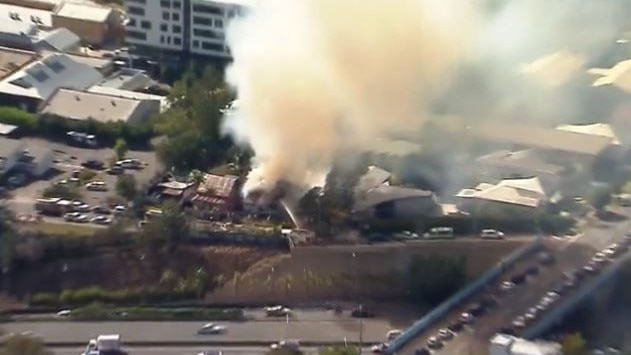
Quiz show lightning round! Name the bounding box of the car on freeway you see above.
[448,320,464,333]
[371,343,388,353]
[56,309,71,317]
[438,328,454,341]
[525,266,539,276]
[264,305,293,317]
[524,307,537,321]
[460,312,474,324]
[537,299,551,312]
[480,229,505,239]
[512,316,526,329]
[426,336,443,349]
[197,323,227,335]
[386,329,402,341]
[583,263,598,274]
[197,351,223,355]
[500,281,515,292]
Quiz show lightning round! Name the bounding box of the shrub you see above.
[0,106,37,131]
[29,292,59,307]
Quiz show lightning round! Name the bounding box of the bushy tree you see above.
[114,138,128,160]
[562,333,587,355]
[138,201,191,251]
[405,255,467,306]
[116,174,137,201]
[1,333,52,355]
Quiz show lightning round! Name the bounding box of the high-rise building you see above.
[124,0,251,58]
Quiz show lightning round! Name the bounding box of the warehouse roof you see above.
[40,88,144,123]
[353,185,434,212]
[53,2,112,23]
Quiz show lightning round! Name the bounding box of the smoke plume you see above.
[224,0,477,192]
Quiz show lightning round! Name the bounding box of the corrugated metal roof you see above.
[353,185,434,212]
[197,173,239,198]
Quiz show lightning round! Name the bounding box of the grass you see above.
[19,222,98,237]
[71,305,244,321]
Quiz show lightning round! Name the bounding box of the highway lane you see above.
[2,320,390,345]
[397,210,631,355]
[52,346,379,355]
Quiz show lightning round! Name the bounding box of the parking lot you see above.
[6,137,161,222]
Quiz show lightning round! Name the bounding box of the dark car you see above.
[498,326,515,335]
[92,206,111,215]
[82,159,104,170]
[480,296,498,309]
[468,303,486,317]
[510,273,527,285]
[448,321,464,333]
[351,307,375,318]
[106,166,124,175]
[414,348,431,355]
[525,265,539,276]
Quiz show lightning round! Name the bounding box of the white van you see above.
[423,227,455,239]
[387,329,403,340]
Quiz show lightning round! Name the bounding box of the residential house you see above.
[51,1,123,45]
[94,67,154,91]
[154,180,196,203]
[455,177,546,218]
[0,51,102,111]
[352,185,441,220]
[39,88,160,124]
[191,173,241,218]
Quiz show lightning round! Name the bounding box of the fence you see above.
[386,238,543,354]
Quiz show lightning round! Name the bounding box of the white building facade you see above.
[124,0,250,58]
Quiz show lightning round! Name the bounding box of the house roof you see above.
[521,49,586,87]
[474,122,615,156]
[355,166,391,194]
[88,85,169,112]
[64,53,112,71]
[556,123,620,145]
[353,185,434,212]
[97,68,153,91]
[35,28,80,51]
[456,177,545,208]
[157,180,194,190]
[589,59,631,94]
[53,2,112,23]
[40,88,144,123]
[197,174,239,198]
[476,149,565,175]
[0,3,52,28]
[0,46,37,81]
[0,52,102,100]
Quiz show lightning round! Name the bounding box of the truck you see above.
[81,334,127,355]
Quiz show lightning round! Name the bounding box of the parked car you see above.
[437,328,454,341]
[92,206,111,215]
[264,305,292,317]
[113,205,127,214]
[76,203,91,212]
[387,329,403,341]
[64,212,81,222]
[500,281,515,292]
[426,336,443,349]
[448,321,464,333]
[480,229,505,239]
[90,216,112,225]
[197,323,227,335]
[106,166,124,175]
[81,159,104,170]
[460,312,474,324]
[86,181,107,191]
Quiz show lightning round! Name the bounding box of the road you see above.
[2,319,390,345]
[52,346,316,355]
[397,208,631,355]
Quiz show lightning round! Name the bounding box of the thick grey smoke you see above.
[223,0,477,192]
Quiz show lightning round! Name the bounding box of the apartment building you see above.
[124,0,251,58]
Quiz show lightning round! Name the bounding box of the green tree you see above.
[562,333,587,355]
[138,201,190,251]
[589,186,612,211]
[1,333,53,355]
[405,255,467,306]
[188,169,205,185]
[114,138,128,160]
[115,174,137,201]
[319,346,360,355]
[42,184,81,200]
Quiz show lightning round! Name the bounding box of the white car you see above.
[512,316,526,328]
[86,181,107,191]
[524,307,537,321]
[264,305,292,317]
[113,205,127,214]
[438,328,454,341]
[56,309,71,317]
[76,203,91,212]
[74,214,89,223]
[63,212,81,222]
[427,336,442,349]
[480,229,505,239]
[90,216,112,225]
[197,323,227,335]
[386,329,402,340]
[371,343,388,353]
[500,281,515,292]
[460,312,474,324]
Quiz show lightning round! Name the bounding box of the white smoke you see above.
[223,0,477,193]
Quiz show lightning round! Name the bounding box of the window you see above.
[127,18,136,27]
[126,30,147,40]
[193,16,212,26]
[172,25,181,33]
[193,40,199,48]
[160,0,170,7]
[128,6,144,16]
[172,13,179,21]
[192,4,223,15]
[214,19,223,28]
[174,37,181,45]
[201,41,224,52]
[140,20,151,29]
[160,35,165,43]
[193,28,223,39]
[162,11,169,20]
[167,36,171,44]
[127,0,145,3]
[173,0,181,7]
[160,23,168,31]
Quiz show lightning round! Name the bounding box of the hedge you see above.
[71,304,244,321]
[29,285,198,307]
[0,107,154,148]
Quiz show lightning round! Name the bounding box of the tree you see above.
[1,333,53,355]
[590,186,612,211]
[562,333,587,355]
[405,255,467,306]
[115,174,137,201]
[114,138,128,160]
[319,346,360,355]
[42,184,81,200]
[188,169,204,185]
[138,201,191,251]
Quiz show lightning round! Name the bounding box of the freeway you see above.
[52,346,319,355]
[397,208,631,355]
[2,319,390,345]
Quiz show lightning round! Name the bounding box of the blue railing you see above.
[386,239,542,354]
